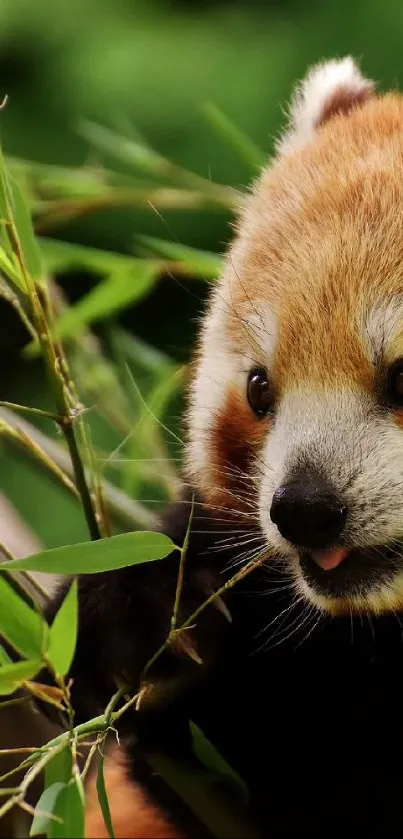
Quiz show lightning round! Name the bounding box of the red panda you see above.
[49,57,403,838]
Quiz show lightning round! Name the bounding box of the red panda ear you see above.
[277,57,375,156]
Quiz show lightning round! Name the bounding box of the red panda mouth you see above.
[298,544,401,599]
[310,547,350,571]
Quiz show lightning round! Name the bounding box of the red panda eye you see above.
[247,367,274,417]
[387,359,403,408]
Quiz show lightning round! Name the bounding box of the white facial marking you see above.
[256,386,403,610]
[362,297,403,362]
[186,290,278,488]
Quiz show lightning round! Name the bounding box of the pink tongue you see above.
[310,547,350,571]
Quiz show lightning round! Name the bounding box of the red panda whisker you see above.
[221,532,265,554]
[212,531,262,548]
[222,545,266,568]
[292,608,324,650]
[264,599,318,650]
[133,495,257,521]
[224,544,269,573]
[259,581,296,596]
[255,593,302,639]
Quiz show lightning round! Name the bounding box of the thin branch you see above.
[170,496,194,634]
[0,401,61,423]
[141,546,270,683]
[0,413,79,500]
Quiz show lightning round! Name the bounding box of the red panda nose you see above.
[270,471,347,550]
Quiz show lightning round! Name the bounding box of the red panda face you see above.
[187,58,403,616]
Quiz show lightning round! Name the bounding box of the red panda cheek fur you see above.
[208,387,270,509]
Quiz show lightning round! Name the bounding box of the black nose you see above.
[270,471,347,549]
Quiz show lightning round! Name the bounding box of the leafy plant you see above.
[0,110,268,838]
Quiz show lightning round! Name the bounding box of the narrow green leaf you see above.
[96,754,115,839]
[47,581,78,676]
[0,575,47,657]
[8,174,44,283]
[0,136,15,227]
[30,782,66,837]
[111,328,176,375]
[40,237,139,276]
[202,102,265,171]
[0,244,24,287]
[78,120,238,205]
[32,747,85,838]
[79,121,167,176]
[190,722,248,802]
[0,657,42,695]
[148,753,256,839]
[137,234,222,280]
[51,775,85,838]
[53,264,158,340]
[0,531,176,575]
[58,776,85,838]
[0,643,11,664]
[45,742,72,789]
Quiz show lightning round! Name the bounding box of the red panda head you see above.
[186,57,403,617]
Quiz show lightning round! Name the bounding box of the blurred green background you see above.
[0,0,401,550]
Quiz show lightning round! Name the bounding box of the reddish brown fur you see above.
[225,95,403,398]
[85,73,403,833]
[187,87,403,512]
[85,749,182,839]
[208,388,269,508]
[317,83,373,126]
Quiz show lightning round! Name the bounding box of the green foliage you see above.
[47,581,78,677]
[0,114,243,837]
[0,531,176,574]
[1,2,394,833]
[0,658,42,695]
[190,722,248,803]
[0,575,46,659]
[96,756,115,839]
[52,262,158,341]
[30,744,85,838]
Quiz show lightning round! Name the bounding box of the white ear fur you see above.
[277,57,375,156]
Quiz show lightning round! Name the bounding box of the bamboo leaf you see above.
[202,102,265,171]
[0,658,42,695]
[78,121,239,207]
[32,782,85,838]
[79,121,169,177]
[45,742,72,789]
[32,746,85,838]
[96,754,115,838]
[8,174,44,283]
[137,234,222,280]
[147,753,257,839]
[0,244,24,286]
[0,644,11,665]
[53,263,159,340]
[30,782,66,837]
[53,775,85,838]
[0,575,47,658]
[40,237,140,275]
[190,722,248,802]
[47,581,78,676]
[0,531,176,575]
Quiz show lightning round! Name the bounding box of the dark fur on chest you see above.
[47,497,403,838]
